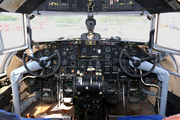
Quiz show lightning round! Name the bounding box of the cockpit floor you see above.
[22,99,156,119]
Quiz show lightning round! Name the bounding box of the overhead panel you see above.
[135,0,180,14]
[0,0,180,14]
[36,0,145,12]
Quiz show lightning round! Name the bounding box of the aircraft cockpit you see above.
[0,0,180,120]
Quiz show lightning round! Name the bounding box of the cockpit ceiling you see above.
[0,0,180,14]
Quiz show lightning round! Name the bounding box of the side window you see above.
[0,12,28,55]
[154,13,180,55]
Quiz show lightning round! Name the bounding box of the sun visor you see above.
[135,0,180,14]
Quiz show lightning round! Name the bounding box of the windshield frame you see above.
[30,11,151,43]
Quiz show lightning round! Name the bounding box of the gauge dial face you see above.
[105,47,111,53]
[105,54,111,60]
[81,47,87,54]
[94,34,101,39]
[53,59,58,65]
[113,58,118,63]
[114,51,118,55]
[44,50,50,56]
[62,51,67,56]
[70,47,75,53]
[62,59,68,65]
[81,34,87,39]
[70,54,76,60]
[38,52,43,58]
[131,49,137,55]
[122,58,128,64]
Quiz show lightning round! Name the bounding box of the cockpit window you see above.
[32,14,150,42]
[0,12,27,54]
[155,12,180,52]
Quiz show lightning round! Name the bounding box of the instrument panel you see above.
[34,40,149,80]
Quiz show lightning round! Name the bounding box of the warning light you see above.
[69,42,72,45]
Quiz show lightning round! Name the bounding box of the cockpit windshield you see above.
[32,13,150,42]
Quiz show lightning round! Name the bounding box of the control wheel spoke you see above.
[45,51,57,62]
[24,54,40,62]
[134,68,137,75]
[41,67,46,75]
[140,55,156,62]
[124,53,135,62]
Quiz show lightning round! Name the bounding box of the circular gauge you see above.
[105,54,111,60]
[70,47,75,53]
[94,34,101,39]
[114,51,118,55]
[53,59,58,65]
[105,47,111,53]
[122,65,128,70]
[131,49,137,55]
[122,59,128,64]
[81,47,87,54]
[38,52,43,58]
[113,58,118,63]
[62,59,68,65]
[70,54,76,60]
[145,78,150,83]
[81,34,87,39]
[44,50,51,56]
[62,51,67,56]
